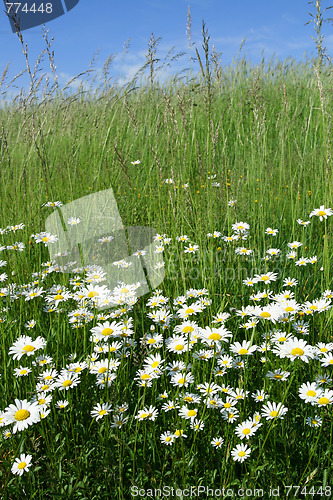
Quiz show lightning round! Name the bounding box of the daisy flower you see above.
[306,416,322,428]
[297,219,311,227]
[135,406,159,421]
[9,336,46,360]
[161,401,179,412]
[309,205,333,221]
[166,335,189,354]
[32,232,58,246]
[43,201,63,208]
[111,414,128,428]
[221,409,239,422]
[11,454,32,476]
[143,332,164,348]
[232,221,250,233]
[235,420,260,440]
[170,371,194,388]
[261,401,288,420]
[53,372,81,391]
[190,419,205,431]
[229,340,257,356]
[199,325,232,344]
[91,403,112,420]
[295,257,309,267]
[265,228,278,236]
[3,399,40,433]
[182,393,201,404]
[143,353,165,373]
[251,390,268,403]
[254,272,278,284]
[287,241,302,249]
[211,437,224,448]
[274,338,314,363]
[220,397,238,412]
[14,366,32,378]
[231,444,251,463]
[266,369,290,382]
[56,400,69,409]
[315,389,333,406]
[160,432,175,445]
[298,382,321,404]
[25,319,36,329]
[320,352,333,367]
[178,406,198,420]
[283,277,298,287]
[67,217,81,225]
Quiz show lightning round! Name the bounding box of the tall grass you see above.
[0,7,332,499]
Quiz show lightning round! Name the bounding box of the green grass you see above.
[0,16,333,500]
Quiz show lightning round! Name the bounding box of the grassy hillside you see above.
[0,19,332,499]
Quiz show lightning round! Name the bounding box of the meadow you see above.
[0,11,333,500]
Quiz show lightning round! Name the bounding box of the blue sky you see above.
[0,0,332,97]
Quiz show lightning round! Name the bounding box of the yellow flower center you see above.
[185,308,194,315]
[99,410,107,416]
[39,399,45,405]
[270,411,278,417]
[209,333,221,340]
[318,210,326,216]
[18,462,27,470]
[88,291,99,297]
[274,375,283,379]
[98,367,107,374]
[22,345,35,352]
[238,451,246,457]
[101,328,113,336]
[285,307,294,312]
[224,403,231,408]
[121,288,129,294]
[318,397,329,405]
[15,409,30,421]
[140,413,148,419]
[141,374,150,380]
[152,361,159,368]
[20,370,27,375]
[187,410,196,417]
[42,237,49,242]
[307,390,316,397]
[183,326,194,333]
[239,348,248,354]
[62,380,72,387]
[291,347,304,356]
[260,312,271,318]
[148,338,156,344]
[175,344,184,351]
[243,428,251,435]
[54,294,64,300]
